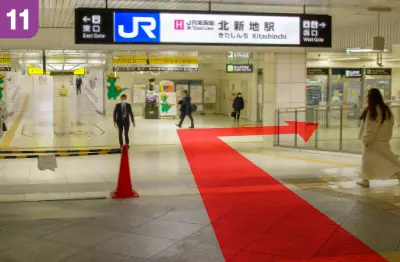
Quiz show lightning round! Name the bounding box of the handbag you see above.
[2,122,6,132]
[231,111,236,117]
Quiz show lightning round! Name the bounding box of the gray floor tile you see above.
[0,219,72,238]
[341,204,400,252]
[0,231,33,251]
[185,225,220,246]
[42,225,121,248]
[86,214,154,232]
[61,249,145,262]
[0,239,81,262]
[132,219,204,240]
[94,233,177,259]
[160,208,211,225]
[310,200,358,224]
[149,240,224,262]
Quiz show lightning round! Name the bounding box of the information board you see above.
[75,9,332,47]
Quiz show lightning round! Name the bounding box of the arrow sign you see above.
[82,16,91,23]
[319,22,326,28]
[178,123,387,261]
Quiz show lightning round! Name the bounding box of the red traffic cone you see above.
[111,145,139,199]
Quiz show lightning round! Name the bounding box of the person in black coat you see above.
[76,76,82,95]
[232,92,244,123]
[176,90,194,128]
[113,94,135,147]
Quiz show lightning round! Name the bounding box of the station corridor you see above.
[0,128,400,261]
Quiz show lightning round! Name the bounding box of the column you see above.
[262,53,307,146]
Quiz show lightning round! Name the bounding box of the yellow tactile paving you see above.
[0,94,30,148]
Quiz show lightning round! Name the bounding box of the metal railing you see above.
[275,103,400,154]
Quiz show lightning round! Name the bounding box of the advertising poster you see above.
[159,92,177,117]
[190,84,203,104]
[133,84,146,103]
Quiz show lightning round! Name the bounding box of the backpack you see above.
[191,104,197,113]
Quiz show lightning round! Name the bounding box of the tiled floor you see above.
[0,142,400,261]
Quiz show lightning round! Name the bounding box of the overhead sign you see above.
[149,57,198,65]
[227,52,253,59]
[75,9,332,47]
[365,68,391,76]
[0,67,11,71]
[226,64,253,73]
[28,67,50,75]
[307,68,329,75]
[113,66,198,72]
[73,68,85,75]
[332,68,362,78]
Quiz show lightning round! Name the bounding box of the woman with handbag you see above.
[232,93,244,124]
[357,88,400,187]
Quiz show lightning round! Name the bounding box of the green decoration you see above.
[160,93,173,113]
[106,73,127,100]
[0,75,4,101]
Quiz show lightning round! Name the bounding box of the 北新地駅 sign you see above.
[75,8,332,47]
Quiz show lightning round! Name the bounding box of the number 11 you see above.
[6,9,29,31]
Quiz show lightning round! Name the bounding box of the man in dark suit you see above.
[176,90,194,128]
[113,94,135,147]
[76,76,82,95]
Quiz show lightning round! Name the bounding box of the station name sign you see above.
[75,8,332,47]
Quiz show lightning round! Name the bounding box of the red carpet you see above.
[177,126,388,262]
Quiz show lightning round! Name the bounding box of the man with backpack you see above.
[176,90,194,128]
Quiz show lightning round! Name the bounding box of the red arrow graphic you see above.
[178,122,387,262]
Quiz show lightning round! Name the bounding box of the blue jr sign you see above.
[113,12,160,43]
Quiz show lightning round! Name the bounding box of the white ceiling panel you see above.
[38,0,400,28]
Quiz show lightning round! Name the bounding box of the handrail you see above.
[274,103,400,154]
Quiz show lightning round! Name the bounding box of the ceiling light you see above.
[330,57,361,61]
[347,48,388,53]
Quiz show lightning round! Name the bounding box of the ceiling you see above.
[40,0,400,28]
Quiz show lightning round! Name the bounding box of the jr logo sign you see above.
[114,12,160,43]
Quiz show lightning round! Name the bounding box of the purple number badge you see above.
[0,0,39,38]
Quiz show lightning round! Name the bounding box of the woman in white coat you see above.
[357,88,400,187]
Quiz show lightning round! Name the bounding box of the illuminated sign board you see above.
[332,68,362,78]
[226,64,253,73]
[307,68,329,75]
[365,68,391,76]
[75,9,332,47]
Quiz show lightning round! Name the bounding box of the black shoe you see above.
[189,126,194,129]
[175,124,181,128]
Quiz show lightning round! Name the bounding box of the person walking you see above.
[113,94,135,148]
[76,76,82,95]
[0,99,7,138]
[232,92,244,123]
[176,90,194,128]
[357,88,400,188]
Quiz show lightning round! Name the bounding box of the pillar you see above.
[53,76,76,135]
[262,53,307,146]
